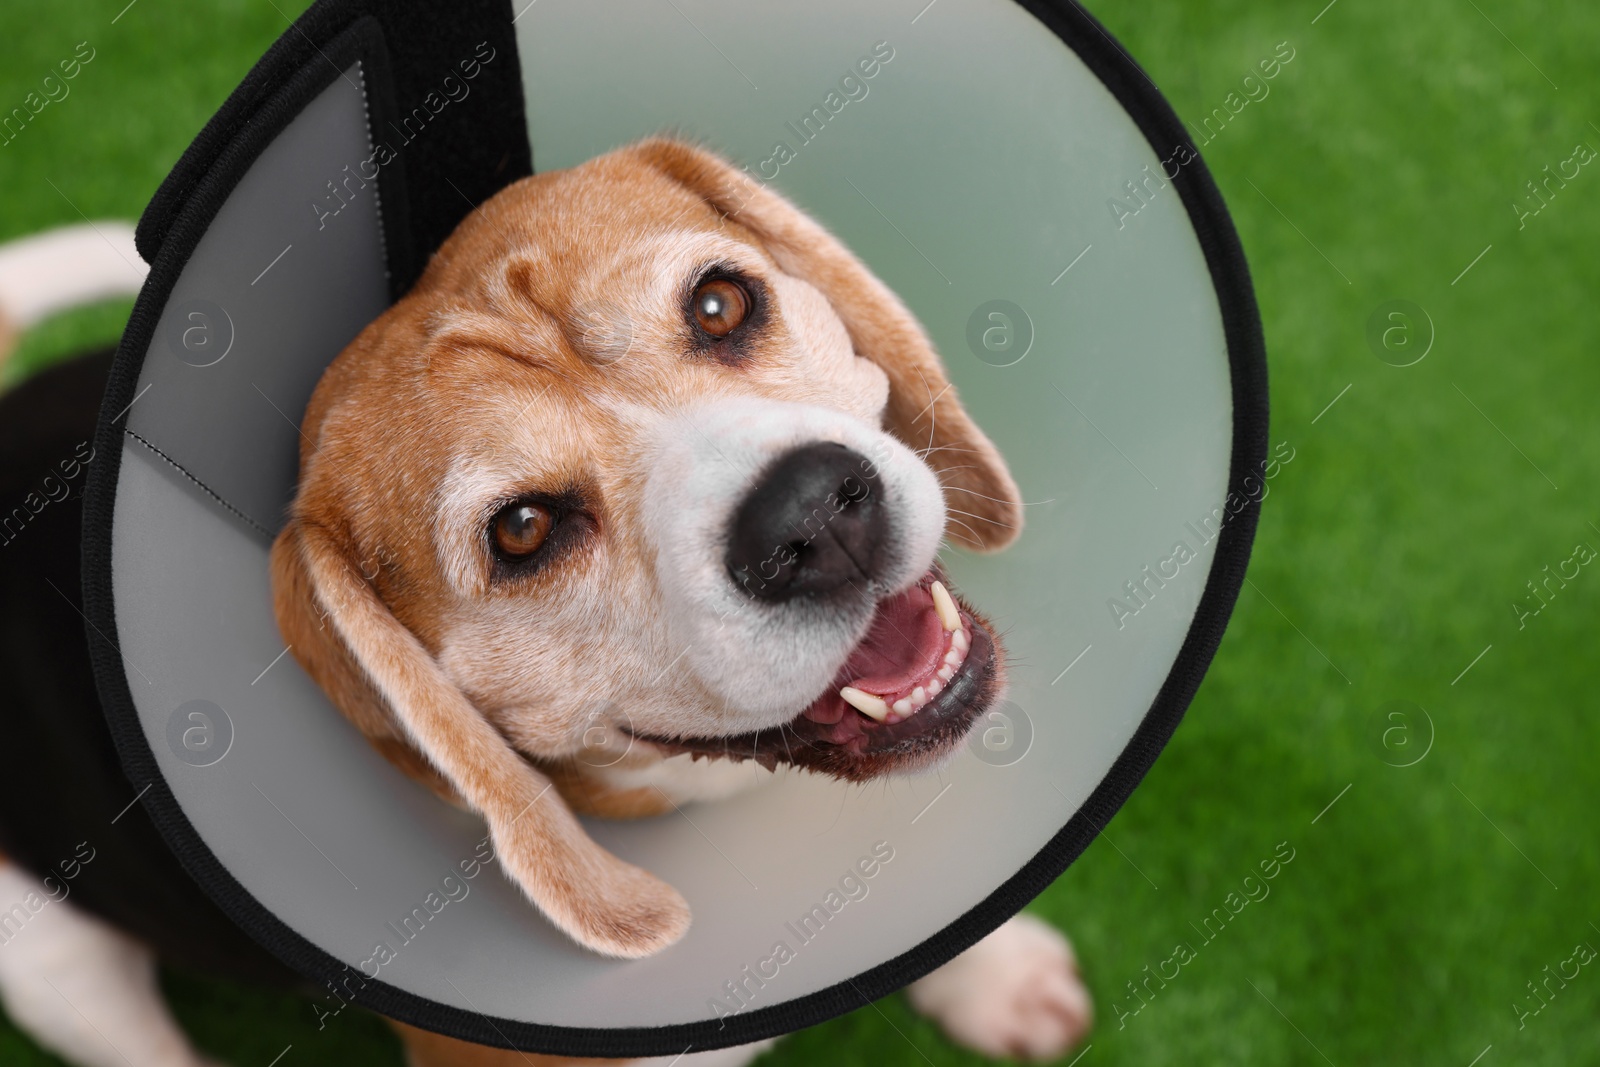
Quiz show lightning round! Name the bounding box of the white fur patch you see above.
[0,863,220,1067]
[642,396,946,721]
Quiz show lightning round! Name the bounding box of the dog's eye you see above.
[692,278,750,337]
[493,503,554,559]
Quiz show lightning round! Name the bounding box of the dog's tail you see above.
[0,221,146,383]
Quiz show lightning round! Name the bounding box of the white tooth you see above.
[930,580,961,632]
[912,686,926,706]
[926,679,943,697]
[840,686,889,722]
[893,698,912,715]
[937,666,954,681]
[951,627,970,653]
[944,648,962,666]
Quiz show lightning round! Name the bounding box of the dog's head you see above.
[271,137,1022,958]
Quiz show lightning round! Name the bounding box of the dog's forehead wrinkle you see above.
[420,304,565,375]
[479,265,560,329]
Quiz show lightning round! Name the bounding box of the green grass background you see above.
[3,0,1597,1064]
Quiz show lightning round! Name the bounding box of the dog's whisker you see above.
[942,515,986,542]
[915,443,984,460]
[947,508,1024,527]
[792,721,825,752]
[943,483,1054,508]
[815,775,854,837]
[932,472,1030,507]
[946,505,1019,531]
[912,366,945,455]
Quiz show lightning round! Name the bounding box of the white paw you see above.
[907,914,1092,1062]
[0,864,223,1067]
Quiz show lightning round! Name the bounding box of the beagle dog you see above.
[0,138,1092,1067]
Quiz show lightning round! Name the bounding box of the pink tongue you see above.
[838,584,946,696]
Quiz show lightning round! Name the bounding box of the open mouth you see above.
[635,565,1002,781]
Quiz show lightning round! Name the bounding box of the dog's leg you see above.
[0,860,223,1067]
[907,913,1091,1062]
[390,1019,773,1067]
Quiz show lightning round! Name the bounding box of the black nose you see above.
[726,442,887,602]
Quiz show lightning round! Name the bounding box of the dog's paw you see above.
[907,913,1091,1062]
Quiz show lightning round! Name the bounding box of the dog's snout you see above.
[726,442,886,602]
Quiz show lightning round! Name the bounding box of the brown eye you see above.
[493,503,554,559]
[692,278,750,337]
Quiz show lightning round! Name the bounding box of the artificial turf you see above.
[2,1,1596,1064]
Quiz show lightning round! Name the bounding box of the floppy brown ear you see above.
[626,136,1023,552]
[269,520,690,959]
[270,522,461,802]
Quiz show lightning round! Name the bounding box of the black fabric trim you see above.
[86,0,1266,1056]
[134,0,532,297]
